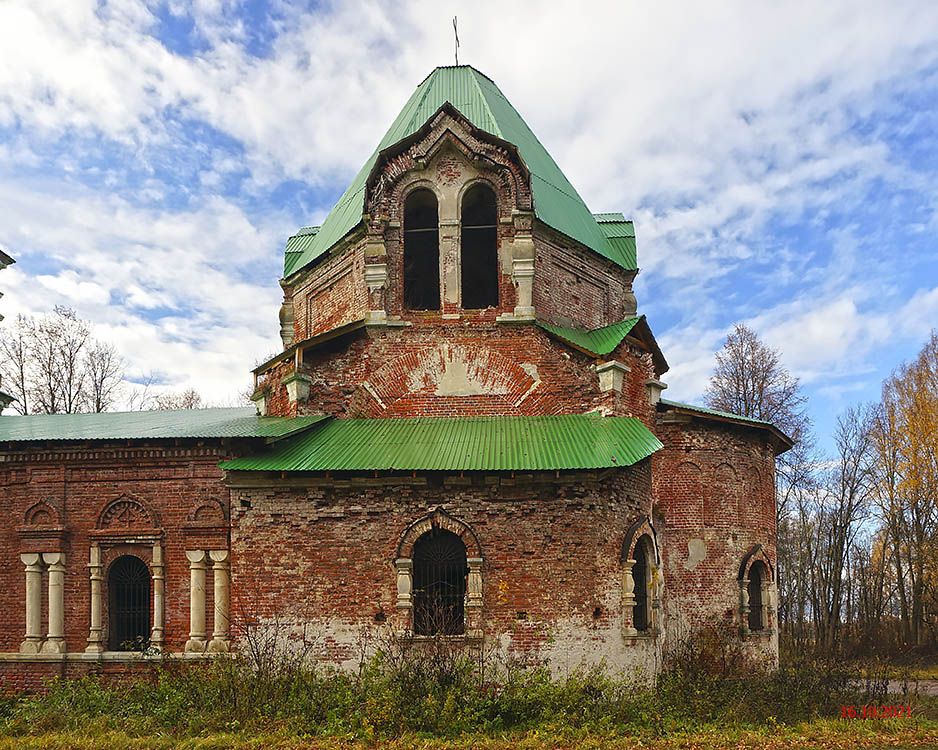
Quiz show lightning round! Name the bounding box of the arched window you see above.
[412,529,468,635]
[460,183,498,309]
[632,536,652,632]
[403,189,440,310]
[108,555,150,651]
[748,561,766,631]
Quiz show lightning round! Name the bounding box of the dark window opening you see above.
[460,183,499,309]
[748,562,765,631]
[632,537,650,632]
[403,189,440,310]
[412,529,468,635]
[108,555,151,651]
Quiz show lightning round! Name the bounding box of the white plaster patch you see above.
[685,539,707,570]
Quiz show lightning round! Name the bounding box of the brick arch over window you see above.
[23,498,62,527]
[738,544,774,583]
[186,497,228,525]
[396,507,482,560]
[620,516,662,637]
[620,515,660,565]
[395,507,483,638]
[96,494,159,530]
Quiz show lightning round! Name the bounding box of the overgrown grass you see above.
[1,628,936,747]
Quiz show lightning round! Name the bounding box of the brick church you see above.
[0,66,790,686]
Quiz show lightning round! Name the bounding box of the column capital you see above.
[209,549,229,564]
[185,549,207,564]
[20,552,41,567]
[42,551,65,568]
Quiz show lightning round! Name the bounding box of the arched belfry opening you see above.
[460,183,499,309]
[403,188,441,310]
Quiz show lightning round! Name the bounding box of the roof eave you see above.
[657,401,793,454]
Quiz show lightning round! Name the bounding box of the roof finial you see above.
[453,16,460,66]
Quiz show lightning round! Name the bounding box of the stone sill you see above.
[623,630,660,643]
[742,629,775,641]
[0,651,222,663]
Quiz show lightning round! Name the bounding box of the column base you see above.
[185,638,207,653]
[207,638,230,653]
[19,639,42,655]
[85,642,105,654]
[40,638,66,654]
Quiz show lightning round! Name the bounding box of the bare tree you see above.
[0,314,33,414]
[84,341,124,413]
[29,307,91,414]
[705,324,809,444]
[152,387,203,410]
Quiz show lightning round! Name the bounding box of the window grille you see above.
[460,184,499,309]
[412,529,468,635]
[108,555,151,651]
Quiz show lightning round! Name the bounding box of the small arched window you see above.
[748,561,765,631]
[632,536,652,632]
[412,529,468,635]
[460,183,499,309]
[403,189,440,310]
[108,555,150,651]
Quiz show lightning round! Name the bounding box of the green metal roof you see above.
[0,407,327,443]
[286,65,636,276]
[657,399,793,449]
[594,215,637,270]
[537,317,641,357]
[284,226,320,277]
[221,414,662,473]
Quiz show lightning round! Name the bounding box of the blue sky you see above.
[0,0,937,451]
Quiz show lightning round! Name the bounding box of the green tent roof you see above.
[537,317,641,357]
[286,65,636,277]
[221,414,662,473]
[0,407,327,443]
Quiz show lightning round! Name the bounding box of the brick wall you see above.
[652,414,779,658]
[0,441,235,666]
[228,462,659,673]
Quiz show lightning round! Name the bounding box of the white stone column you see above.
[621,560,637,637]
[208,550,230,653]
[86,545,104,653]
[20,553,43,654]
[395,558,413,609]
[185,550,207,653]
[41,552,66,654]
[466,557,483,638]
[150,544,165,650]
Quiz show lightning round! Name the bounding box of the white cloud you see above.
[1,0,937,414]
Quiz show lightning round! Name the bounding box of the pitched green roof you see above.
[284,226,320,277]
[221,414,662,473]
[286,65,636,276]
[537,317,641,357]
[594,214,637,270]
[0,407,327,443]
[657,399,793,449]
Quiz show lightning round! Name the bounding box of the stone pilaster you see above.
[466,557,483,638]
[86,545,104,653]
[364,263,389,323]
[151,543,165,650]
[208,550,230,653]
[395,558,413,610]
[20,553,43,654]
[185,550,208,653]
[41,552,66,654]
[621,560,637,637]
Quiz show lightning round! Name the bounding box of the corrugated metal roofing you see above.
[0,408,328,443]
[220,414,662,473]
[537,317,641,357]
[286,66,637,276]
[283,226,320,277]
